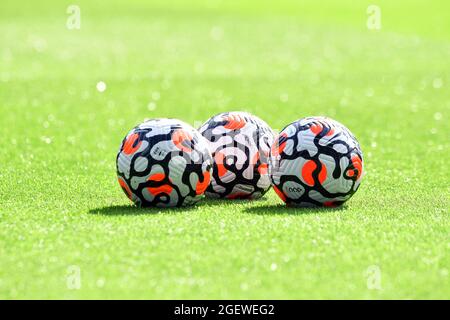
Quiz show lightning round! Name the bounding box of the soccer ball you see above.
[269,116,364,207]
[199,111,274,199]
[116,118,213,207]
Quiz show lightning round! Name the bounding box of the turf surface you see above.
[0,0,449,299]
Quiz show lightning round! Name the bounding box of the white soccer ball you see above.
[269,116,364,207]
[116,118,212,207]
[199,111,275,199]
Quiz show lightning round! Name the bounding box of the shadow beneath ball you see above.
[244,203,346,216]
[88,204,197,216]
[88,196,276,216]
[200,196,269,207]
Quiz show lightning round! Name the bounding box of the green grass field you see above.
[0,0,449,299]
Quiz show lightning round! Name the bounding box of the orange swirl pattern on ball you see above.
[223,114,246,130]
[196,171,211,195]
[123,133,142,155]
[172,129,193,153]
[301,160,327,186]
[271,133,287,157]
[118,177,133,199]
[147,173,173,196]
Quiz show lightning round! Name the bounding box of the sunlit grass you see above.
[0,0,449,299]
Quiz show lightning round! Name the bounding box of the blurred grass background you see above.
[0,0,449,299]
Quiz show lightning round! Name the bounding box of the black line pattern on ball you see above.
[117,121,212,207]
[200,112,273,199]
[271,118,363,206]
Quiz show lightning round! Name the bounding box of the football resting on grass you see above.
[1,0,448,300]
[199,111,274,199]
[270,116,364,207]
[116,118,212,207]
